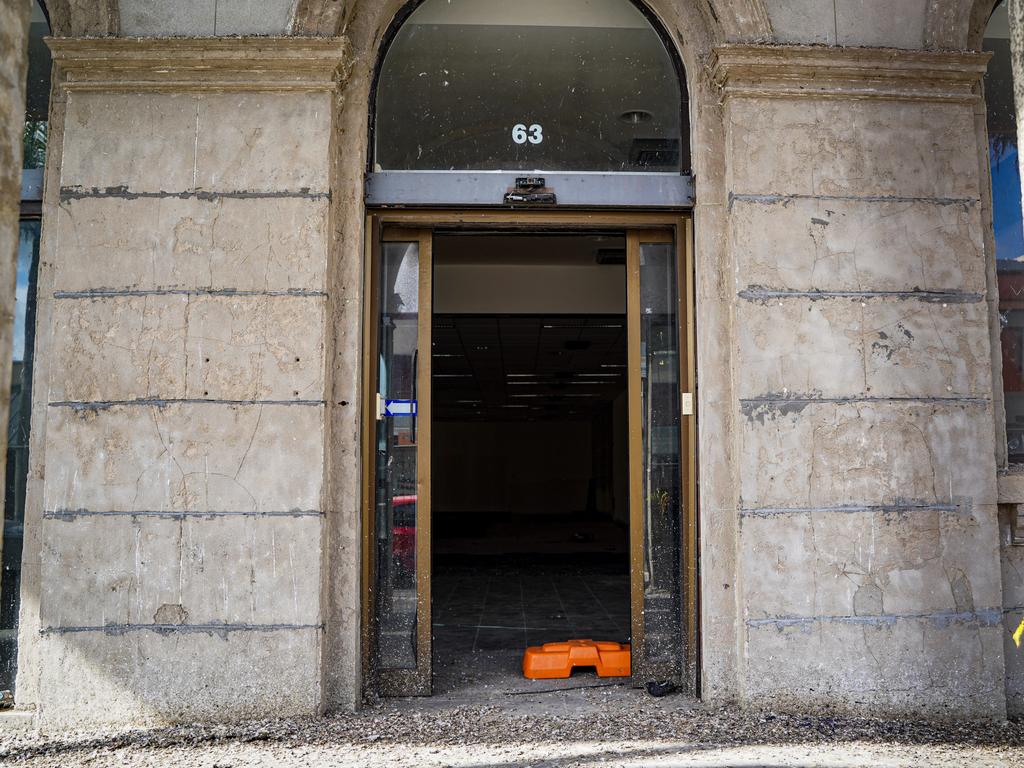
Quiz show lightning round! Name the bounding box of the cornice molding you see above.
[708,44,991,103]
[47,37,349,92]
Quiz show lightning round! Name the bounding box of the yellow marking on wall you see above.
[1013,618,1024,648]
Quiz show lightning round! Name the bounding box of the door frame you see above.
[360,208,697,696]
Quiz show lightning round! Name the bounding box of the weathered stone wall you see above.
[765,0,929,47]
[44,0,1007,53]
[11,0,1019,728]
[714,45,1006,718]
[119,0,294,36]
[14,39,345,729]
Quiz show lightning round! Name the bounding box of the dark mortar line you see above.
[740,395,989,408]
[41,623,323,636]
[728,192,978,210]
[49,399,325,410]
[738,287,983,303]
[740,503,961,518]
[44,509,323,521]
[59,185,330,202]
[54,289,326,299]
[746,608,1002,629]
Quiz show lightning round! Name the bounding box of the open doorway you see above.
[430,232,630,693]
[365,212,694,698]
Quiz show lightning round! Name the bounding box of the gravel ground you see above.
[3,689,1024,767]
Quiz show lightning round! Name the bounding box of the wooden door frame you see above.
[360,208,698,697]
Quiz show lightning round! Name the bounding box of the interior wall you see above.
[434,264,625,315]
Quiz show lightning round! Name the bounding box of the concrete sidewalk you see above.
[3,689,1024,767]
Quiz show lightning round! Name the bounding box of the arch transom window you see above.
[373,0,688,178]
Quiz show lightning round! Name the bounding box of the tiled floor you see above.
[431,555,630,695]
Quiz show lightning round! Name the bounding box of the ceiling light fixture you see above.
[620,109,653,125]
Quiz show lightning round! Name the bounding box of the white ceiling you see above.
[987,1,1009,39]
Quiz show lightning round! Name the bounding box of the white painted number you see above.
[512,123,544,145]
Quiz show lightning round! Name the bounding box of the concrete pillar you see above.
[713,45,1006,718]
[0,0,31,595]
[15,37,347,730]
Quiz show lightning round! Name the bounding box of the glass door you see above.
[626,228,694,689]
[362,213,695,699]
[368,227,433,696]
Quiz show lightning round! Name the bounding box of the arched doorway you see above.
[362,0,696,699]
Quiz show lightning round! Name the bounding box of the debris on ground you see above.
[3,694,1024,767]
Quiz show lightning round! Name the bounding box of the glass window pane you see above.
[1,220,41,693]
[375,0,685,173]
[639,241,683,678]
[375,242,421,670]
[23,0,51,170]
[984,2,1024,462]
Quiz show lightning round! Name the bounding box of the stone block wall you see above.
[14,40,344,729]
[8,13,1019,725]
[714,46,1007,718]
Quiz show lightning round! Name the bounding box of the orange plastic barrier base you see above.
[522,639,631,680]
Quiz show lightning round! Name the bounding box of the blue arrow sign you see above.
[385,399,417,416]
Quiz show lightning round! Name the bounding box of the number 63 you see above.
[512,123,543,145]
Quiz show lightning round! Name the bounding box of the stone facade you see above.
[14,38,344,728]
[4,0,1024,730]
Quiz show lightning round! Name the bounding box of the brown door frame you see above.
[362,224,434,696]
[361,208,697,697]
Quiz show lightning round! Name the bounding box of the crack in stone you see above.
[59,185,331,202]
[44,509,322,520]
[746,608,1003,630]
[49,398,325,411]
[738,286,984,303]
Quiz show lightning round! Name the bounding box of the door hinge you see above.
[682,392,694,416]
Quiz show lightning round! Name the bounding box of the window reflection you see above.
[638,241,683,680]
[2,0,49,696]
[0,221,40,693]
[985,1,1024,462]
[375,242,421,671]
[23,0,50,169]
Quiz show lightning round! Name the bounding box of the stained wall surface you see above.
[119,0,295,36]
[764,0,930,47]
[56,0,956,50]
[9,0,1020,729]
[13,43,341,728]
[717,48,1006,717]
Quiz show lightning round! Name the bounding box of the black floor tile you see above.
[475,628,527,651]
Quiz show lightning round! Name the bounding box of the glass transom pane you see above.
[375,0,685,173]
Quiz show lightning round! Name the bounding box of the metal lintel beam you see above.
[365,171,694,208]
